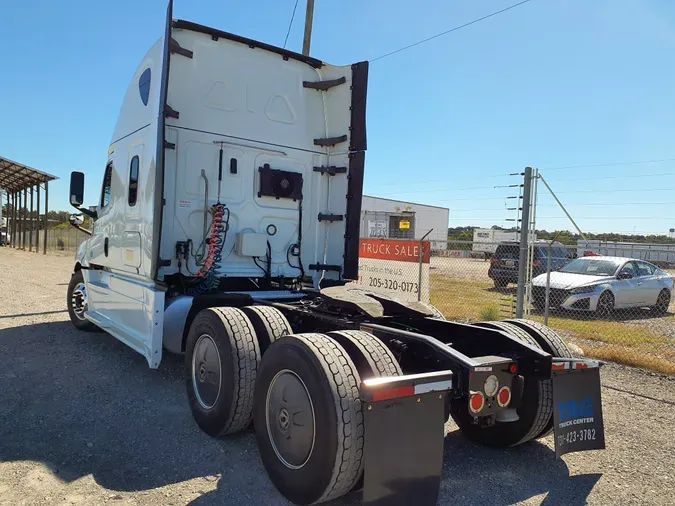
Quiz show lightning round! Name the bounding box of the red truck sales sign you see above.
[351,239,431,302]
[359,239,431,264]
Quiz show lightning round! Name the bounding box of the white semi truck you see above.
[66,3,606,504]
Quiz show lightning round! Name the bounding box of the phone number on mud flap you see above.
[557,428,596,447]
[366,277,419,293]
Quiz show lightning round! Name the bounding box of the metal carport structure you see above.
[0,156,58,254]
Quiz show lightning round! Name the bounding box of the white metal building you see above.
[360,195,449,250]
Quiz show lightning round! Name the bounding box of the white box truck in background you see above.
[63,2,607,503]
[472,228,519,256]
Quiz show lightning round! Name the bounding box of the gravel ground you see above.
[1,247,674,506]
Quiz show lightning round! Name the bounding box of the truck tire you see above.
[504,319,573,358]
[185,307,260,437]
[503,319,573,439]
[241,306,292,354]
[66,270,99,332]
[327,330,402,379]
[448,320,552,447]
[254,333,363,505]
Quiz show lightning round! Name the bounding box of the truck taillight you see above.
[533,259,541,268]
[469,392,485,413]
[497,386,511,407]
[490,257,497,265]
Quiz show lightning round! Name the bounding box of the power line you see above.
[283,0,300,49]
[369,172,514,188]
[377,183,512,196]
[369,160,675,191]
[540,157,675,172]
[543,187,675,195]
[447,202,675,212]
[370,0,536,63]
[537,216,674,220]
[538,201,675,208]
[546,172,675,183]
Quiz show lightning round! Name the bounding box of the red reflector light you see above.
[469,392,485,413]
[497,386,511,407]
[509,363,518,374]
[574,362,588,370]
[372,385,415,402]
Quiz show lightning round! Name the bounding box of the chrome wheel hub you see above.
[71,282,88,320]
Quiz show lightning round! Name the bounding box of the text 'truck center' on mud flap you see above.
[551,358,606,458]
[359,370,453,506]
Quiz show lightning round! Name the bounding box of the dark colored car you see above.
[488,241,573,288]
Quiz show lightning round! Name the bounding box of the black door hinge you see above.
[318,213,343,222]
[165,104,179,119]
[314,135,348,147]
[313,166,347,176]
[309,264,342,272]
[165,141,176,150]
[170,38,194,59]
[303,76,346,91]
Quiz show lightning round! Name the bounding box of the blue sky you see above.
[2,0,675,236]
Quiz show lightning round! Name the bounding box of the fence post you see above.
[516,167,533,318]
[418,229,433,301]
[545,241,552,325]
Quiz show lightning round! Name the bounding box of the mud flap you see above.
[360,370,453,506]
[551,360,606,458]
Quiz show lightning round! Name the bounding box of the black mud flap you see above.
[360,370,453,506]
[551,360,606,458]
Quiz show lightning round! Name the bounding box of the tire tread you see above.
[327,330,402,379]
[210,307,260,435]
[474,320,553,445]
[288,333,364,504]
[241,306,292,352]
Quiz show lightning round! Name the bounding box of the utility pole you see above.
[302,0,315,56]
[515,167,533,318]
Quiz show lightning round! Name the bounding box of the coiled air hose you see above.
[188,203,229,294]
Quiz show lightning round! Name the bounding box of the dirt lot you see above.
[1,247,675,506]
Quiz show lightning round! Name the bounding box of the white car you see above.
[531,256,673,316]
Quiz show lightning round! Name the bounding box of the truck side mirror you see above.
[70,171,98,219]
[70,172,85,208]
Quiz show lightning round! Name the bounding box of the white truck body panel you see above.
[72,4,367,367]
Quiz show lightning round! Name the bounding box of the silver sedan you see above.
[530,256,673,316]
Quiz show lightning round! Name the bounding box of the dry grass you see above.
[429,273,675,374]
[580,344,675,375]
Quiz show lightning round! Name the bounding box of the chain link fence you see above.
[350,233,675,375]
[520,242,675,374]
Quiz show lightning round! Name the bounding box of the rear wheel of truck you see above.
[503,319,573,438]
[241,306,292,354]
[504,319,573,359]
[449,320,553,447]
[66,270,99,332]
[254,333,363,505]
[185,307,260,437]
[327,330,402,379]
